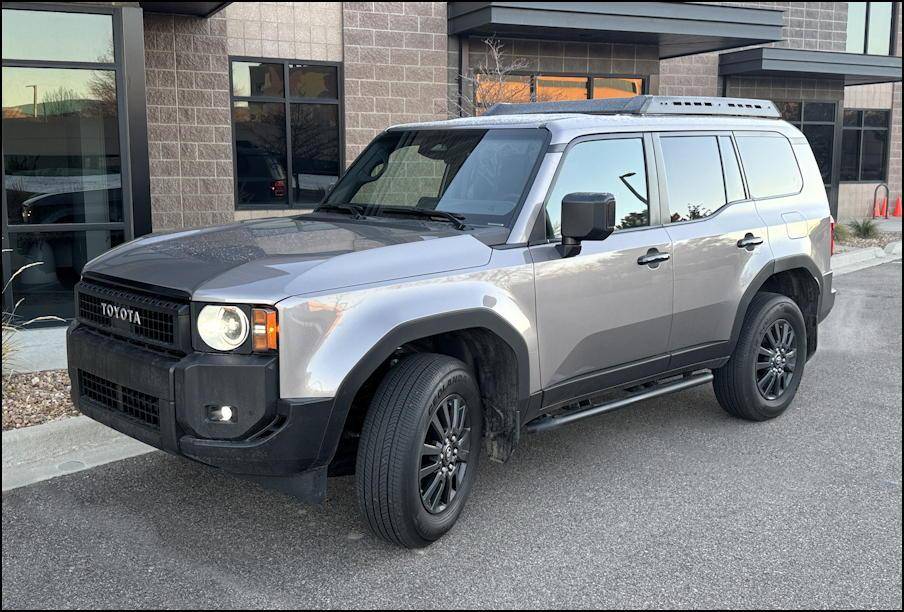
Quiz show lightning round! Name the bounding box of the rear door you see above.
[530,133,673,406]
[653,132,772,369]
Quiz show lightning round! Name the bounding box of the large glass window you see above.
[736,135,803,199]
[841,109,890,181]
[846,2,895,55]
[2,7,125,322]
[779,101,837,185]
[231,59,341,208]
[660,136,727,222]
[544,138,649,238]
[325,129,547,227]
[474,73,644,113]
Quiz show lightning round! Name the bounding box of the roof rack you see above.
[483,96,781,119]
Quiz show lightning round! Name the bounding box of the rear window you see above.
[736,134,803,199]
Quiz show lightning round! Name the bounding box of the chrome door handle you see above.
[637,249,670,267]
[737,233,764,251]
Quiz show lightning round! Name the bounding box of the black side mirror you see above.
[558,192,617,257]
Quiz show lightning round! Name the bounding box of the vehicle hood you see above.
[83,215,497,303]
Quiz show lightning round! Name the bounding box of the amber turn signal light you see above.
[251,307,278,351]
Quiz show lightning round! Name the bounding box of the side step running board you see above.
[525,372,714,434]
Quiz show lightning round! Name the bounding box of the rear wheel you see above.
[713,292,807,421]
[356,353,482,548]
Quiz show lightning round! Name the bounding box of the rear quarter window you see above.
[735,134,803,199]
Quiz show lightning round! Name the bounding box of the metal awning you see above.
[447,2,784,59]
[719,48,903,86]
[139,2,230,18]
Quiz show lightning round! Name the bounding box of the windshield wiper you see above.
[372,206,468,230]
[314,202,367,220]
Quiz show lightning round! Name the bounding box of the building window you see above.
[230,58,342,209]
[475,73,644,113]
[841,109,890,182]
[777,101,837,186]
[2,7,127,321]
[846,2,896,55]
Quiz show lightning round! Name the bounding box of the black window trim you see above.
[847,1,898,56]
[839,107,891,183]
[228,55,344,211]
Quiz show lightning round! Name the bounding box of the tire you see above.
[713,292,807,421]
[356,353,483,548]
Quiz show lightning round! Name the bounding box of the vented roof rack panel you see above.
[484,96,781,119]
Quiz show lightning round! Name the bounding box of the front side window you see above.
[230,59,341,208]
[736,135,803,199]
[660,136,727,222]
[325,129,548,227]
[841,109,890,181]
[544,138,649,238]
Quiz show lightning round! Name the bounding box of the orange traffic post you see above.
[873,197,884,217]
[892,196,902,218]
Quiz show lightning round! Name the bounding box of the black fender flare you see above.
[313,309,532,466]
[728,254,824,355]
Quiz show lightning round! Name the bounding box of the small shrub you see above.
[848,218,879,239]
[832,222,851,243]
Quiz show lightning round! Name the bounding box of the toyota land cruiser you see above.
[67,96,836,548]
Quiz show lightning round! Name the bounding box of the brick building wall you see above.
[342,2,449,161]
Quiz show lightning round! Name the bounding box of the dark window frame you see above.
[777,99,840,188]
[846,1,898,56]
[1,1,148,320]
[229,56,344,210]
[840,107,891,183]
[474,70,647,111]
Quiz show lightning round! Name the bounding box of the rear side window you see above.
[736,135,803,199]
[660,135,725,222]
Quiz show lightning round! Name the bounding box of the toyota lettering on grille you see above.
[100,302,142,326]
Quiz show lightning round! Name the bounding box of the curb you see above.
[2,416,154,492]
[832,242,902,276]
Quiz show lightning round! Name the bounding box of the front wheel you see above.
[713,292,808,421]
[356,353,482,548]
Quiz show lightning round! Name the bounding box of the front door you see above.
[530,134,673,408]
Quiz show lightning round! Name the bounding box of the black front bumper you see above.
[67,324,335,478]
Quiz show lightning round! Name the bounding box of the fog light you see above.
[208,405,236,423]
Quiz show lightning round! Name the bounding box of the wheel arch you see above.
[317,309,532,469]
[730,255,824,359]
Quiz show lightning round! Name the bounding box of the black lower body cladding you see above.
[67,324,335,486]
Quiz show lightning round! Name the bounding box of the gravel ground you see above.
[1,370,76,431]
[834,231,900,252]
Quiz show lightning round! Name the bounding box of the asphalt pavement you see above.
[2,262,902,609]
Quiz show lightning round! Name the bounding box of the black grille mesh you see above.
[78,370,160,428]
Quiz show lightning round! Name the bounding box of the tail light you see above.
[829,217,836,256]
[270,179,286,198]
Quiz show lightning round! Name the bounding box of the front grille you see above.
[76,280,188,353]
[78,370,160,429]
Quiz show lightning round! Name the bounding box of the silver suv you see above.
[67,96,836,548]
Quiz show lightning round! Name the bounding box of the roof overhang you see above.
[447,2,784,59]
[719,48,903,87]
[139,2,231,18]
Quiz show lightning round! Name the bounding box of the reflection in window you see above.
[3,67,122,225]
[290,104,340,205]
[233,102,287,206]
[230,59,342,208]
[841,109,890,181]
[536,76,588,102]
[475,74,531,112]
[544,138,649,238]
[661,136,726,222]
[736,136,803,199]
[10,230,124,320]
[592,77,643,99]
[846,2,895,55]
[474,74,644,113]
[2,9,113,63]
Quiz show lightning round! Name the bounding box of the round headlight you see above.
[197,305,249,351]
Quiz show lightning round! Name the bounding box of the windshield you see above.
[323,128,548,226]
